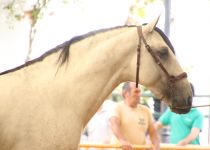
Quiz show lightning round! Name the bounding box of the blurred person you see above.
[109,82,160,150]
[81,99,115,150]
[155,83,203,145]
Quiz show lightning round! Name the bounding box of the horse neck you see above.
[63,26,139,125]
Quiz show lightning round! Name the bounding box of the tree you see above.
[2,0,52,62]
[125,0,156,25]
[1,0,157,61]
[24,0,51,62]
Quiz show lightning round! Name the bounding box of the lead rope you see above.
[135,26,142,88]
[192,104,210,108]
[175,104,210,109]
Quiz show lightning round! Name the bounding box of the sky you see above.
[171,0,210,95]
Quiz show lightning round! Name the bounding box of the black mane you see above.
[154,27,175,54]
[0,25,174,75]
[57,25,175,68]
[0,26,125,75]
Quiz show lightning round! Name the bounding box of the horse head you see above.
[138,17,192,114]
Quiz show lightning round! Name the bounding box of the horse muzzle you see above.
[169,96,192,114]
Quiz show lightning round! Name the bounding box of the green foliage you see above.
[62,0,71,4]
[30,0,50,26]
[2,0,50,26]
[130,0,157,19]
[14,14,22,20]
[4,2,13,11]
[2,0,23,20]
[144,0,156,5]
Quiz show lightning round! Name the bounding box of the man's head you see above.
[122,82,141,107]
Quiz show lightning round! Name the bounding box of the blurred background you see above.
[0,0,209,145]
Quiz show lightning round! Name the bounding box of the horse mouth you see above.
[170,105,191,114]
[157,94,192,114]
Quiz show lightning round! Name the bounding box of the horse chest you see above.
[0,100,81,150]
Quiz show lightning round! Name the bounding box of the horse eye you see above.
[157,48,169,60]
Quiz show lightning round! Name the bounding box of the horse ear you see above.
[144,15,160,33]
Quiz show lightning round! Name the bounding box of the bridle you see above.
[135,26,210,109]
[135,25,187,88]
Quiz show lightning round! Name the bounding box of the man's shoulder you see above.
[115,101,124,107]
[112,101,125,112]
[136,105,153,116]
[137,104,150,110]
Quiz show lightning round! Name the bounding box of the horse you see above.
[0,18,192,150]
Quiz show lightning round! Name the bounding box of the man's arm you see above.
[148,123,160,150]
[177,127,200,146]
[154,121,164,131]
[109,116,132,150]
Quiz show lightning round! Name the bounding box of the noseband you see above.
[135,26,187,88]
